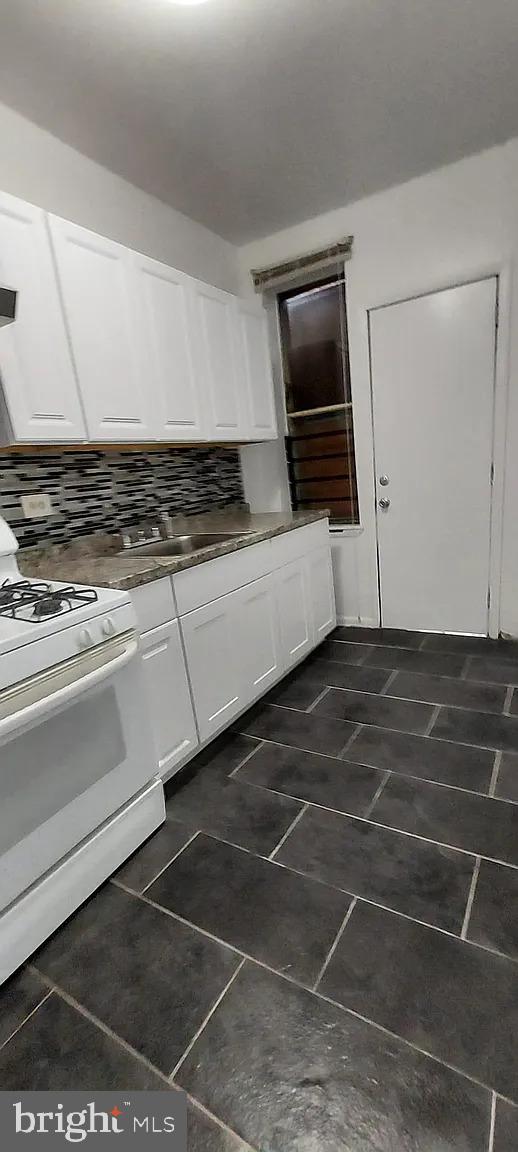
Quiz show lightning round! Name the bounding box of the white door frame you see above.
[366,262,511,638]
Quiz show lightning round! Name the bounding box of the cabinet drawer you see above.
[173,541,271,615]
[131,577,176,634]
[270,520,328,569]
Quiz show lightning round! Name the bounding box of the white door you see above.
[48,216,153,441]
[308,545,336,644]
[239,574,281,701]
[180,590,243,742]
[275,559,313,670]
[370,278,497,634]
[235,298,277,440]
[194,281,245,440]
[133,254,205,441]
[0,191,85,442]
[140,619,199,779]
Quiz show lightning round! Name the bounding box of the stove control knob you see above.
[101,616,116,638]
[78,628,93,650]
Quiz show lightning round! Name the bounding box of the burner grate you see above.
[0,580,98,623]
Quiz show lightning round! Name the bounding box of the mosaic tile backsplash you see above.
[0,447,244,548]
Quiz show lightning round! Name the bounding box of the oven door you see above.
[0,631,159,912]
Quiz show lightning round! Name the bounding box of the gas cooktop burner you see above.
[0,579,98,623]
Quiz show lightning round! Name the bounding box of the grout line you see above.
[169,958,246,1082]
[140,832,200,893]
[185,1093,258,1152]
[28,969,173,1086]
[380,669,399,695]
[503,685,515,716]
[423,703,441,737]
[461,856,481,939]
[362,771,391,819]
[306,685,333,713]
[338,723,363,758]
[488,752,502,798]
[488,1092,496,1152]
[356,646,373,666]
[460,656,472,680]
[418,635,429,650]
[268,803,309,860]
[229,739,265,778]
[0,989,54,1054]
[269,701,317,715]
[312,898,357,991]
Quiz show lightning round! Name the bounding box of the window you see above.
[278,275,359,524]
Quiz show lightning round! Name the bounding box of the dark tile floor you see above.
[3,626,518,1149]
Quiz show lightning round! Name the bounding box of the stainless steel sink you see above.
[117,532,243,558]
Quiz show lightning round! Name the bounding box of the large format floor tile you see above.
[314,686,434,734]
[467,859,518,958]
[176,961,490,1152]
[0,967,48,1048]
[343,725,494,791]
[0,993,167,1089]
[235,740,385,816]
[389,671,507,713]
[495,752,518,801]
[494,1099,518,1152]
[167,763,302,855]
[33,883,239,1075]
[114,813,194,893]
[465,656,518,685]
[276,805,474,932]
[149,834,350,987]
[319,639,373,664]
[236,702,355,757]
[188,1102,249,1152]
[303,656,391,694]
[371,773,518,865]
[333,626,425,649]
[421,633,518,658]
[264,670,325,710]
[363,646,466,677]
[319,900,518,1099]
[432,707,518,752]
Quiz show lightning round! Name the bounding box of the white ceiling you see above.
[1,0,518,244]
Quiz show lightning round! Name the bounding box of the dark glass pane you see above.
[279,279,351,412]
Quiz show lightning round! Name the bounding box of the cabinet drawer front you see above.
[140,619,198,777]
[270,520,329,569]
[173,541,271,615]
[131,578,177,634]
[180,590,243,742]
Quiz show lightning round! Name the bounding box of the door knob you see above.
[379,475,389,486]
[379,497,390,510]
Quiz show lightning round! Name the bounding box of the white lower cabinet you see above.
[308,544,337,643]
[140,618,198,777]
[239,574,281,700]
[180,590,244,743]
[274,558,313,670]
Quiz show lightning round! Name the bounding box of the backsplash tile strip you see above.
[0,448,244,548]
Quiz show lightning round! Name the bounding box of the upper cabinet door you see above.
[235,298,277,440]
[133,254,205,442]
[48,216,153,442]
[193,281,245,441]
[0,191,85,443]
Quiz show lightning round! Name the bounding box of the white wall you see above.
[0,102,238,292]
[238,138,518,635]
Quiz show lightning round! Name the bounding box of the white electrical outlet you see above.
[21,493,52,519]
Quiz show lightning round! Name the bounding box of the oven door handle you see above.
[0,636,139,741]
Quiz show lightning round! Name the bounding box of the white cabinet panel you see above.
[0,191,85,442]
[180,590,243,742]
[133,254,205,441]
[239,573,281,700]
[308,544,336,643]
[194,281,245,440]
[235,298,277,440]
[48,216,153,441]
[140,619,198,778]
[275,558,313,669]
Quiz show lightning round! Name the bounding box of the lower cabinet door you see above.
[140,619,198,778]
[239,573,282,703]
[274,558,313,670]
[180,590,243,743]
[308,544,336,644]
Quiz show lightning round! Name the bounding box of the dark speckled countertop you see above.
[19,510,329,592]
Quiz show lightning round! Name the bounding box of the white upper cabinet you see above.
[193,281,246,441]
[235,298,277,440]
[0,191,85,443]
[133,253,205,441]
[48,215,153,442]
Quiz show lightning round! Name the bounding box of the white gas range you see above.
[0,518,164,983]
